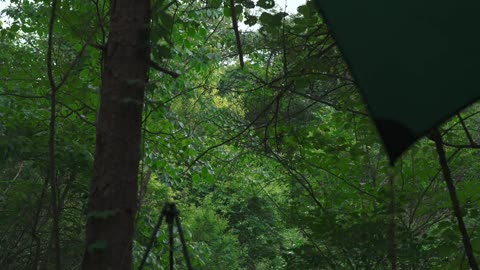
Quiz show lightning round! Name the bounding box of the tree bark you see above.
[82,1,151,269]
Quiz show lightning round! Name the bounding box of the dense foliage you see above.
[1,0,480,269]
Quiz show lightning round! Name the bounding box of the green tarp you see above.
[315,0,480,163]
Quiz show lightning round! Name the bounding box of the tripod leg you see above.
[138,205,167,270]
[168,213,174,270]
[175,214,193,270]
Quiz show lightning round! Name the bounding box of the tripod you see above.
[138,203,193,270]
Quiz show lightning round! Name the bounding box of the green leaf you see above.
[154,44,172,59]
[159,10,174,30]
[9,23,20,33]
[21,25,34,33]
[259,12,285,27]
[207,0,222,9]
[437,244,457,257]
[184,38,192,49]
[155,159,167,169]
[192,173,201,184]
[244,15,258,26]
[257,0,275,9]
[235,4,243,15]
[243,0,255,9]
[223,7,231,17]
[205,174,215,184]
[297,5,310,17]
[472,238,480,251]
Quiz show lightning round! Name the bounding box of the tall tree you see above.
[81,1,151,269]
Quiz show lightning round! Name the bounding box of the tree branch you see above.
[149,60,180,79]
[457,113,476,145]
[46,0,62,269]
[183,91,281,172]
[432,130,479,270]
[229,0,244,68]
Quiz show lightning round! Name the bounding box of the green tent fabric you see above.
[314,0,480,163]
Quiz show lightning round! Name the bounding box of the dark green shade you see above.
[314,0,480,163]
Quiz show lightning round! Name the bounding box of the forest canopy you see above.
[1,0,480,269]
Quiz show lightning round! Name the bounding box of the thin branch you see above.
[442,141,480,149]
[47,0,57,92]
[292,89,368,116]
[442,110,480,136]
[2,161,24,195]
[56,42,89,90]
[457,113,476,145]
[0,93,96,127]
[205,16,224,43]
[149,60,180,79]
[305,160,381,201]
[143,128,175,138]
[270,151,324,209]
[56,100,96,127]
[183,92,281,172]
[253,180,338,269]
[91,0,106,44]
[30,176,49,269]
[408,148,461,229]
[46,0,61,268]
[0,92,47,99]
[229,0,244,68]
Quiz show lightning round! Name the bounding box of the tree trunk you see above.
[82,1,150,269]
